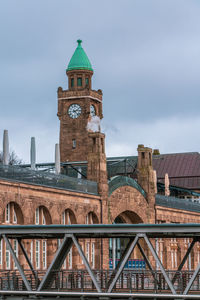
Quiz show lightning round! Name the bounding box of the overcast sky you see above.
[1,0,200,163]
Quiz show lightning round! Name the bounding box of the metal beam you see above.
[17,238,38,283]
[38,234,73,291]
[137,240,158,285]
[172,238,196,284]
[1,223,200,239]
[3,234,31,291]
[143,234,176,295]
[1,290,200,298]
[184,261,200,295]
[71,234,102,293]
[107,235,139,293]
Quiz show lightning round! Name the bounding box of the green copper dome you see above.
[67,40,93,72]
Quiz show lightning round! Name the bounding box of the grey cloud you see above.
[1,0,200,162]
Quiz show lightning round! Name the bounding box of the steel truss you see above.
[0,223,200,299]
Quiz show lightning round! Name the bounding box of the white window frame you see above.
[35,208,39,225]
[6,203,10,223]
[0,239,2,266]
[13,209,17,223]
[62,211,65,225]
[42,209,46,225]
[42,240,47,269]
[30,241,33,263]
[86,214,89,225]
[198,250,200,264]
[91,242,95,269]
[6,242,10,269]
[13,239,18,269]
[35,240,40,269]
[171,250,174,269]
[86,242,90,262]
[68,248,72,269]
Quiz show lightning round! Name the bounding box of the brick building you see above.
[0,40,200,272]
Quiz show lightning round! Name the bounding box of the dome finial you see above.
[77,39,82,46]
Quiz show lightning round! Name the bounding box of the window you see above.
[42,240,47,269]
[6,242,10,269]
[85,78,89,86]
[0,240,2,266]
[68,248,72,269]
[13,209,17,223]
[72,139,76,149]
[198,250,200,264]
[77,77,82,86]
[86,242,90,262]
[42,209,46,225]
[14,239,18,269]
[6,203,10,223]
[86,214,89,225]
[71,78,74,87]
[62,211,65,224]
[36,240,40,269]
[91,243,95,269]
[35,208,39,225]
[30,241,33,263]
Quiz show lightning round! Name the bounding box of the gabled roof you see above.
[67,40,93,72]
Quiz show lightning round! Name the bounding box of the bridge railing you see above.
[0,269,200,294]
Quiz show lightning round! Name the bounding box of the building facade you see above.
[0,40,200,272]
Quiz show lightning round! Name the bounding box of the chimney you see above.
[30,137,36,170]
[55,144,60,175]
[3,130,9,165]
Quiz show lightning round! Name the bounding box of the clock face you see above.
[90,104,96,117]
[68,104,82,119]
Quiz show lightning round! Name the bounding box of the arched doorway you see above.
[110,210,143,270]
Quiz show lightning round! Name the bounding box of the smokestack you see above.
[55,143,60,175]
[165,173,170,196]
[3,130,9,165]
[30,137,36,170]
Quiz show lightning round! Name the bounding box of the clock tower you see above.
[57,40,103,162]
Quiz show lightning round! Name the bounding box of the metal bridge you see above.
[1,223,200,299]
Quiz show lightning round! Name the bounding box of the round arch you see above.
[35,205,52,225]
[86,211,99,224]
[3,202,24,224]
[115,210,143,224]
[62,208,77,224]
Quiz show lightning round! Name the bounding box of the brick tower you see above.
[57,40,103,162]
[137,144,156,223]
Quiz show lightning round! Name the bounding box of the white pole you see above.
[55,143,60,175]
[3,130,9,165]
[30,137,36,170]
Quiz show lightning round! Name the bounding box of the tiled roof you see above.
[153,152,200,189]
